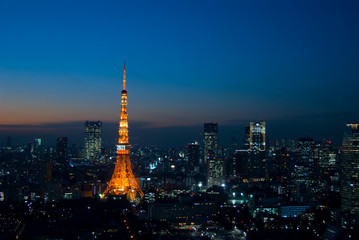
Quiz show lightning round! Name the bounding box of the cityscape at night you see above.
[1,0,359,239]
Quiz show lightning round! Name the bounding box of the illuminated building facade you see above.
[204,122,224,188]
[341,123,359,225]
[243,122,267,181]
[34,137,42,151]
[84,121,102,162]
[102,62,143,201]
[296,137,316,182]
[249,121,266,151]
[204,123,218,164]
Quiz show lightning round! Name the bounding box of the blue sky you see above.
[1,0,359,146]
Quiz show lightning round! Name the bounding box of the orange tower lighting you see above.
[102,60,144,201]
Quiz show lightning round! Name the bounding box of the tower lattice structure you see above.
[102,62,144,201]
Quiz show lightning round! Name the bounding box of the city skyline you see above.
[1,0,359,146]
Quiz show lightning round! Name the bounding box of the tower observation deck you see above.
[102,61,144,201]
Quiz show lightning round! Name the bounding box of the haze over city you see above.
[1,0,359,146]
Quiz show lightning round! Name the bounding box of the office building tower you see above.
[294,137,317,203]
[40,160,52,189]
[232,150,250,179]
[32,137,43,158]
[317,140,332,182]
[243,126,250,150]
[56,137,68,162]
[341,123,359,226]
[34,137,42,151]
[204,123,218,164]
[242,122,267,181]
[275,147,290,182]
[25,142,33,160]
[185,141,200,172]
[249,122,266,151]
[84,121,102,162]
[204,123,224,188]
[296,137,316,182]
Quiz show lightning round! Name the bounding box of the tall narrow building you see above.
[84,121,102,162]
[185,141,200,173]
[102,61,143,201]
[204,122,224,188]
[34,137,42,153]
[56,137,68,162]
[341,123,359,226]
[243,121,267,181]
[204,123,218,164]
[296,137,316,183]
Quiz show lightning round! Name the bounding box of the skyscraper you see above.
[248,121,266,151]
[56,137,68,162]
[84,121,102,162]
[341,123,359,226]
[34,137,42,152]
[243,121,267,181]
[296,137,316,182]
[204,122,224,188]
[275,147,290,182]
[204,123,218,164]
[185,141,200,173]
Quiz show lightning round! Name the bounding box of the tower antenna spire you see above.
[123,57,126,90]
[102,60,144,201]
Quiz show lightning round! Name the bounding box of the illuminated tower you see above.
[102,61,144,201]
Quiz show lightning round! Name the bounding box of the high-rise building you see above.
[56,137,68,162]
[185,141,200,173]
[294,137,317,203]
[102,61,143,201]
[84,121,102,162]
[248,122,266,151]
[204,122,224,188]
[242,122,267,181]
[204,123,218,164]
[243,126,250,150]
[317,140,332,182]
[275,147,290,182]
[296,137,316,182]
[34,137,42,152]
[30,137,43,158]
[341,123,359,226]
[232,150,250,178]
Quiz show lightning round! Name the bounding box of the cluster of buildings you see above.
[1,121,359,239]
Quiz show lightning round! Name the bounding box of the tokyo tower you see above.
[102,61,144,201]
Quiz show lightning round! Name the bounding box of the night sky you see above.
[1,0,359,147]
